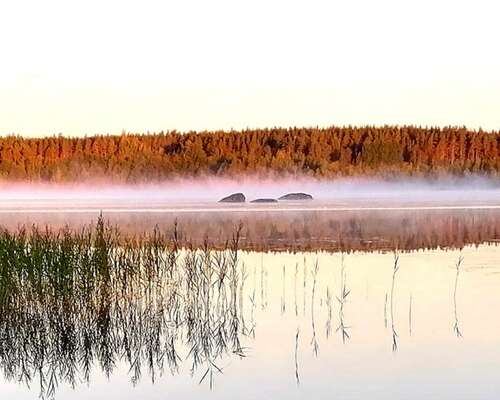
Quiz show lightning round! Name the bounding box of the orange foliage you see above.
[0,126,499,181]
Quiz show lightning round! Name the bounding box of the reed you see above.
[310,260,320,355]
[453,255,464,338]
[336,253,350,343]
[390,251,400,352]
[0,216,250,398]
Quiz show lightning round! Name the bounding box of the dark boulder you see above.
[219,193,246,203]
[278,192,313,201]
[250,198,278,203]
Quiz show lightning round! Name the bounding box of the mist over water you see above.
[1,175,500,252]
[0,175,500,207]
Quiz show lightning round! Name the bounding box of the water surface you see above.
[1,198,500,399]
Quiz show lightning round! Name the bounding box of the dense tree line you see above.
[1,126,500,181]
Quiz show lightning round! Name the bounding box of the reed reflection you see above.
[3,208,500,253]
[390,252,400,352]
[453,255,464,338]
[0,218,249,398]
[0,219,493,399]
[336,253,350,344]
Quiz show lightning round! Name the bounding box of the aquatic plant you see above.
[0,216,250,398]
[453,255,464,338]
[336,253,350,343]
[294,327,300,386]
[390,251,400,352]
[310,260,320,355]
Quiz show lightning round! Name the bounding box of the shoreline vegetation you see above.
[0,216,248,398]
[1,125,500,182]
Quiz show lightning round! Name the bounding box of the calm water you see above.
[1,200,500,399]
[1,200,500,252]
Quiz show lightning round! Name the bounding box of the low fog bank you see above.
[0,176,500,205]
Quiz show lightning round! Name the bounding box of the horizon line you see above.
[0,123,498,140]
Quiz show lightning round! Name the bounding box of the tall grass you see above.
[0,216,249,398]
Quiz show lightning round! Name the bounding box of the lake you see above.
[1,197,500,399]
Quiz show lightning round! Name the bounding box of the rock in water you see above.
[278,192,313,201]
[250,198,278,203]
[219,193,246,203]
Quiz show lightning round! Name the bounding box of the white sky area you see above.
[0,0,499,137]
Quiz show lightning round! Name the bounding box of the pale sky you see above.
[1,0,499,137]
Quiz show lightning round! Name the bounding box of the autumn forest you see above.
[1,125,500,182]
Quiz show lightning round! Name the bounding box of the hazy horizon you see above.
[0,175,499,203]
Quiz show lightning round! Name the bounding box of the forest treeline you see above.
[1,126,500,181]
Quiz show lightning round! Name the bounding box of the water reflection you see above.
[453,255,464,338]
[2,208,500,252]
[0,223,500,399]
[336,254,350,344]
[390,252,400,351]
[0,222,249,398]
[294,328,300,386]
